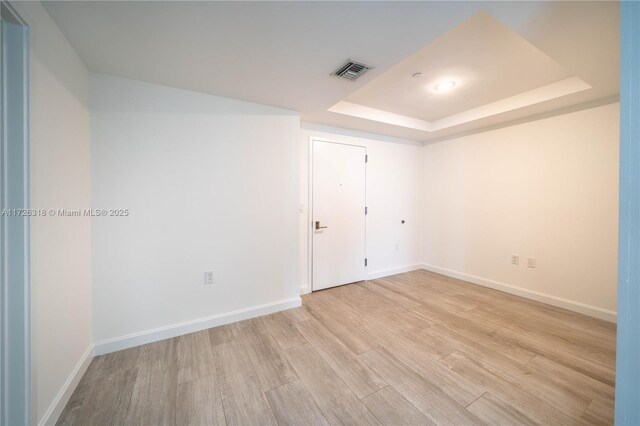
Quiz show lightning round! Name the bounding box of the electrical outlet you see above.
[511,254,520,265]
[527,257,536,268]
[204,271,214,284]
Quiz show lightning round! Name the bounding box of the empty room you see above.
[2,1,639,425]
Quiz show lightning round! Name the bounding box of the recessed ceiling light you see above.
[434,80,457,92]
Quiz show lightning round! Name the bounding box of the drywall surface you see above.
[421,102,619,318]
[10,2,93,424]
[91,74,300,343]
[300,123,423,292]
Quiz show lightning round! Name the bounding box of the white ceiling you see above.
[43,1,620,142]
[345,13,580,122]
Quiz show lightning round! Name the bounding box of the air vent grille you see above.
[332,59,373,81]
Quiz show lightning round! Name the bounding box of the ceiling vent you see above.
[332,59,373,81]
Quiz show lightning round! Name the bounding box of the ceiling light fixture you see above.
[434,80,457,92]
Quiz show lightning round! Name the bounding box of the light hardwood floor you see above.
[57,270,616,425]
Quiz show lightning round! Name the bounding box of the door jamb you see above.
[615,2,640,423]
[1,2,31,425]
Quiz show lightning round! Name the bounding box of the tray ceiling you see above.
[43,1,619,142]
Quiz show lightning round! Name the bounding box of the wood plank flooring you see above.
[57,270,616,425]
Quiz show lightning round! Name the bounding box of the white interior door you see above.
[312,140,366,291]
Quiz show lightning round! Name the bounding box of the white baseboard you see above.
[420,263,617,323]
[300,284,310,295]
[367,264,423,281]
[39,345,94,426]
[94,296,302,355]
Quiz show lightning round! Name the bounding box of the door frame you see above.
[615,2,640,423]
[1,2,31,425]
[308,137,367,292]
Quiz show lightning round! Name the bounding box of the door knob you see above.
[315,221,328,230]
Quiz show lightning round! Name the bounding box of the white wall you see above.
[10,2,93,424]
[91,75,300,349]
[421,103,619,320]
[299,124,423,292]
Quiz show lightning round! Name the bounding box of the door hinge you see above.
[365,154,368,163]
[365,206,368,215]
[365,258,368,267]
